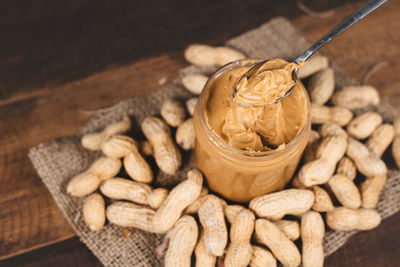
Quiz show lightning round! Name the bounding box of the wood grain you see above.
[0,237,102,267]
[0,0,399,265]
[0,54,185,260]
[293,0,400,107]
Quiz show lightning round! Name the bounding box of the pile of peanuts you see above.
[67,44,400,267]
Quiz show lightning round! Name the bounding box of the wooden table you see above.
[1,0,399,266]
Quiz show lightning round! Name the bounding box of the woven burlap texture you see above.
[29,17,400,266]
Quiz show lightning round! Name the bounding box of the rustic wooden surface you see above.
[0,0,399,266]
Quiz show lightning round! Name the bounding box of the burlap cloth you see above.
[29,17,400,266]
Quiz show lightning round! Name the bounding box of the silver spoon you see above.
[233,0,387,107]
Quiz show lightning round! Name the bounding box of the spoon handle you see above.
[295,0,387,64]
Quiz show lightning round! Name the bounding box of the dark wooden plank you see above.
[0,54,185,260]
[293,0,400,107]
[0,0,354,105]
[0,0,399,264]
[0,237,102,267]
[325,213,400,267]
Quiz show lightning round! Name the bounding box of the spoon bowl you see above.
[232,61,299,108]
[233,0,386,107]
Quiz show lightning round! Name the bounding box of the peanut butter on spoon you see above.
[204,58,307,152]
[234,59,303,107]
[231,0,387,108]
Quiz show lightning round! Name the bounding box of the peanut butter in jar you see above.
[193,59,311,202]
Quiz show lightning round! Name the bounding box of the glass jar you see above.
[193,59,311,202]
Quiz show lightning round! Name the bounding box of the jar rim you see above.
[196,58,311,160]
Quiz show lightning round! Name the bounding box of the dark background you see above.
[1,0,352,101]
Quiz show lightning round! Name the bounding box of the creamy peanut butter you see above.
[204,58,307,151]
[194,59,311,202]
[234,59,300,106]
